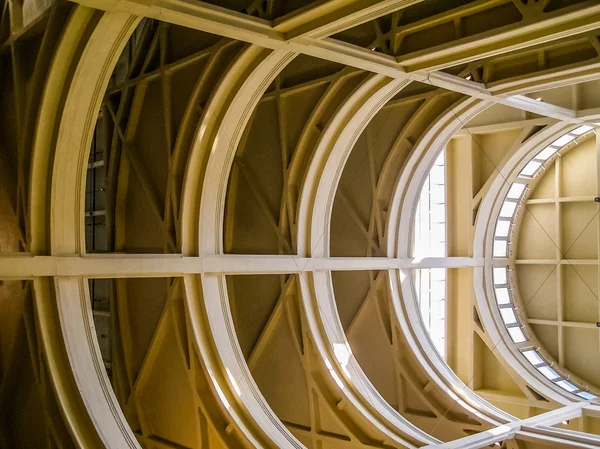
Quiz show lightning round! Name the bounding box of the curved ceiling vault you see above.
[3,1,600,449]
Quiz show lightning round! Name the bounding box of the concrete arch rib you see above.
[386,97,518,427]
[184,45,304,448]
[35,7,142,448]
[295,75,439,447]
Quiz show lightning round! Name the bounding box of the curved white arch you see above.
[387,97,520,426]
[472,121,599,405]
[187,45,304,448]
[296,74,440,447]
[43,8,142,449]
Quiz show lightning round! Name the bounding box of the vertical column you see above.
[445,135,475,381]
[596,128,600,355]
[556,156,564,364]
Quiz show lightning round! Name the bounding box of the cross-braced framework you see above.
[4,1,600,449]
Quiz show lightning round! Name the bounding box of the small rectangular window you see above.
[551,134,575,147]
[508,326,526,344]
[535,146,557,161]
[522,349,544,366]
[430,165,445,185]
[495,220,511,237]
[571,125,592,136]
[577,391,597,400]
[499,201,517,218]
[493,240,508,258]
[495,287,511,305]
[538,365,560,381]
[493,267,507,285]
[507,183,526,200]
[555,380,578,393]
[499,306,517,325]
[520,160,542,178]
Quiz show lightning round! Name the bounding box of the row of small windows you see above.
[491,124,597,401]
[492,125,595,258]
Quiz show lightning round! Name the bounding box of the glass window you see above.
[430,164,445,185]
[577,391,597,400]
[493,267,507,285]
[495,287,511,305]
[431,202,446,223]
[500,306,518,325]
[555,379,578,393]
[538,365,560,381]
[522,349,544,366]
[415,268,446,359]
[499,201,518,218]
[493,239,508,258]
[508,326,527,344]
[495,220,511,237]
[551,134,575,147]
[431,183,445,200]
[507,183,526,200]
[520,160,542,178]
[535,146,557,161]
[414,151,446,359]
[414,151,446,259]
[571,125,592,136]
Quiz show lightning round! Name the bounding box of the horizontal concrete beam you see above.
[0,254,483,279]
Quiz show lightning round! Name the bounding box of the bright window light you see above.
[522,349,544,366]
[577,391,597,400]
[493,239,508,257]
[551,134,576,147]
[520,160,542,177]
[571,125,593,136]
[430,165,445,185]
[555,380,578,393]
[535,146,557,161]
[414,151,446,259]
[414,151,446,359]
[431,202,445,223]
[431,183,445,199]
[493,267,507,285]
[508,326,527,343]
[499,201,517,218]
[415,268,446,359]
[431,268,445,282]
[499,306,517,325]
[495,220,511,237]
[507,183,526,200]
[538,365,560,381]
[495,287,511,305]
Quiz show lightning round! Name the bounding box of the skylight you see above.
[414,151,446,359]
[522,349,544,366]
[520,160,542,178]
[493,239,508,258]
[490,125,598,401]
[506,183,526,199]
[495,220,511,237]
[507,326,526,344]
[535,146,557,161]
[495,287,510,305]
[552,134,576,147]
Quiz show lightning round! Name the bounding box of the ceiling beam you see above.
[452,117,554,136]
[426,72,580,122]
[273,0,424,38]
[396,3,600,72]
[0,254,483,279]
[422,403,585,449]
[70,0,600,122]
